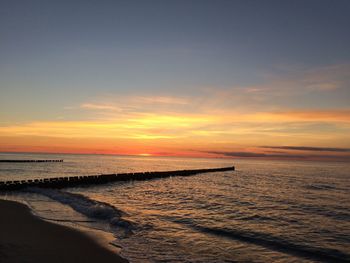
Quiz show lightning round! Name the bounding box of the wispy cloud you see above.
[207,151,267,158]
[0,112,212,140]
[205,150,350,161]
[1,108,350,148]
[260,146,350,152]
[252,109,350,123]
[199,63,350,112]
[80,103,122,111]
[132,96,189,105]
[258,63,350,92]
[74,95,191,117]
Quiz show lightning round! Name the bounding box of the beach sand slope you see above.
[0,200,128,263]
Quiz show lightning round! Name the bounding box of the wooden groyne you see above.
[0,160,63,163]
[0,166,234,191]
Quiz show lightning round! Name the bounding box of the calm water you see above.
[0,153,349,262]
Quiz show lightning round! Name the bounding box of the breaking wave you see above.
[26,187,134,235]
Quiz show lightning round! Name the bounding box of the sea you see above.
[0,152,349,263]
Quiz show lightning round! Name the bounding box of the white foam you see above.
[26,187,134,234]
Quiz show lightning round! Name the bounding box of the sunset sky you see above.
[1,0,350,161]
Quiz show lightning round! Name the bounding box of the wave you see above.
[163,215,350,262]
[192,225,350,263]
[272,198,350,221]
[26,187,134,236]
[237,214,276,222]
[305,184,338,191]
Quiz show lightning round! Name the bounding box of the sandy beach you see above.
[0,199,128,263]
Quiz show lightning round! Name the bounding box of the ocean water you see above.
[0,153,349,263]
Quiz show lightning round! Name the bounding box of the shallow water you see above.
[1,153,349,262]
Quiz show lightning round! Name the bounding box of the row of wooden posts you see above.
[0,166,235,191]
[0,160,63,163]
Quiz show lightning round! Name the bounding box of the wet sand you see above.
[0,199,128,263]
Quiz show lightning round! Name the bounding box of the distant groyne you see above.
[0,160,63,163]
[0,166,235,191]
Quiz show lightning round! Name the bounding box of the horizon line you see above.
[0,150,349,163]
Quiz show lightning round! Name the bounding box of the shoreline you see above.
[0,199,128,263]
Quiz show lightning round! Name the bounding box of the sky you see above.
[1,0,350,161]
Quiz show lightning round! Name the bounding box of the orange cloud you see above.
[1,108,349,152]
[240,109,350,123]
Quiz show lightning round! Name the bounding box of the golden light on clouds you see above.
[1,84,350,160]
[0,113,212,140]
[1,108,349,150]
